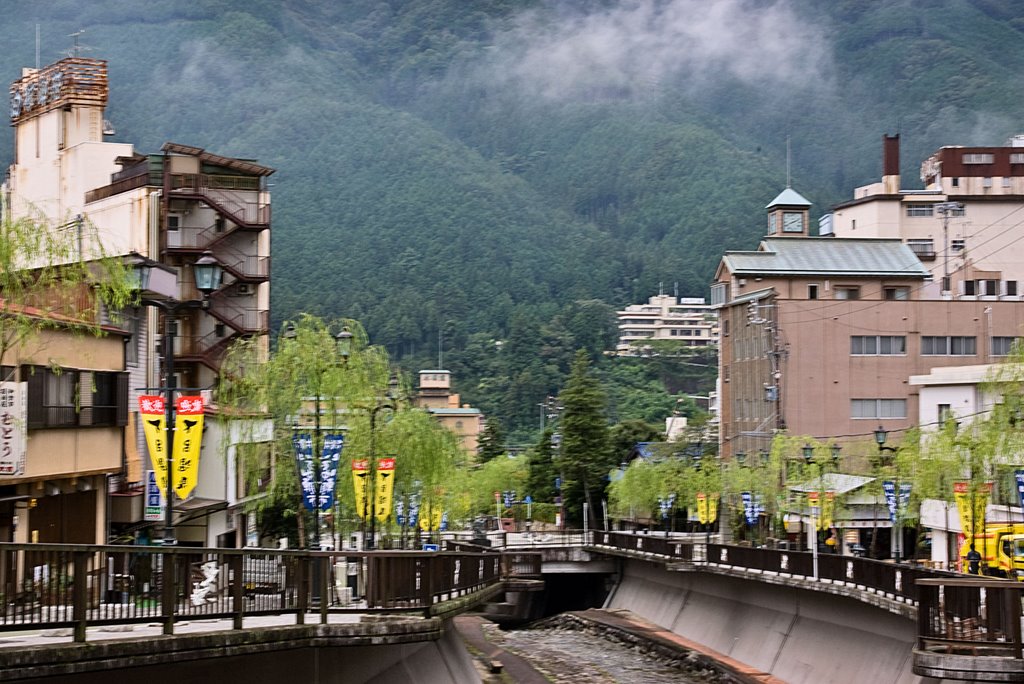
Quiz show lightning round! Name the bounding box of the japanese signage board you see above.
[144,470,163,521]
[0,382,26,477]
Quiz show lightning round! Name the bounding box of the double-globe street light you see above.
[131,252,223,546]
[874,427,904,563]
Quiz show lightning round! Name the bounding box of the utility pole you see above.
[935,201,963,294]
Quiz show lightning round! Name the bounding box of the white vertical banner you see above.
[0,382,27,477]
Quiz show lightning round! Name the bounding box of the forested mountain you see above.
[2,0,1023,435]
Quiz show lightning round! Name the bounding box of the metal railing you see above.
[588,531,958,604]
[917,578,1024,658]
[0,543,507,642]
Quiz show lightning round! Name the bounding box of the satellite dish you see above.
[102,119,115,136]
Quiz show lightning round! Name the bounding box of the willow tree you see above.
[219,314,460,547]
[0,204,135,374]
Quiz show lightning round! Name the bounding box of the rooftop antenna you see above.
[35,24,40,69]
[438,325,443,369]
[786,136,792,188]
[674,281,679,299]
[658,281,664,297]
[67,29,87,58]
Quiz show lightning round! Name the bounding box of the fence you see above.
[0,543,508,642]
[917,578,1024,658]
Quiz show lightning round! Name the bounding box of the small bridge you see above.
[0,535,1019,682]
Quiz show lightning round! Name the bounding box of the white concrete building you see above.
[616,294,718,354]
[827,134,1024,301]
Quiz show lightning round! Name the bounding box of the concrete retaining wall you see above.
[606,559,942,684]
[0,621,478,684]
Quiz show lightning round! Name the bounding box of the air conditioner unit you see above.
[236,283,254,296]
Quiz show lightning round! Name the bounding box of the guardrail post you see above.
[161,550,176,635]
[72,551,88,642]
[296,554,308,625]
[319,555,329,624]
[420,556,433,614]
[230,555,244,630]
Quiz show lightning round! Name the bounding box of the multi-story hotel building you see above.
[3,57,274,545]
[713,182,1024,460]
[616,294,718,354]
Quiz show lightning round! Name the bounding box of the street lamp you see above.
[364,372,399,550]
[874,426,903,563]
[282,323,353,550]
[132,252,223,546]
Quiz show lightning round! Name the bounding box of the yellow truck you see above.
[958,524,1024,579]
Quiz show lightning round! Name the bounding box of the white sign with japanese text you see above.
[0,382,26,477]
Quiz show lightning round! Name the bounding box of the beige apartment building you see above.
[415,370,483,456]
[713,188,1024,459]
[0,314,129,544]
[616,294,718,354]
[827,134,1024,298]
[3,57,274,545]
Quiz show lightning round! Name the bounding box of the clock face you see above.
[783,212,803,232]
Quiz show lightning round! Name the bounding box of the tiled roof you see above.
[722,238,929,278]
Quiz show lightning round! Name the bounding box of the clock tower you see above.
[765,187,812,237]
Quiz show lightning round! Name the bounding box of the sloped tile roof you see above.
[722,238,929,278]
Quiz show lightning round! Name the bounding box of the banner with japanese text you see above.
[138,395,168,495]
[318,434,344,511]
[294,434,315,510]
[707,493,719,523]
[375,457,396,523]
[954,480,992,538]
[820,491,835,531]
[352,459,369,520]
[171,395,205,500]
[0,382,26,477]
[696,492,708,524]
[419,500,444,531]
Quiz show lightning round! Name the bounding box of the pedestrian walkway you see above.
[453,614,549,684]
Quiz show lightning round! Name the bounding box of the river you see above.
[481,622,722,683]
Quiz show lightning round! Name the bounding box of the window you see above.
[167,215,180,231]
[1007,281,1018,296]
[768,213,777,234]
[921,336,976,355]
[963,153,994,164]
[964,280,976,296]
[851,335,906,355]
[984,280,998,297]
[24,366,78,428]
[851,399,907,419]
[906,205,934,217]
[85,372,129,427]
[907,239,935,258]
[807,284,818,300]
[992,337,1020,356]
[1011,153,1024,164]
[983,177,993,188]
[938,404,953,425]
[710,283,728,306]
[835,286,860,300]
[951,239,965,252]
[952,177,960,188]
[884,287,910,301]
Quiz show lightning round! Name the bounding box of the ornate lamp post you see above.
[132,252,223,545]
[874,426,903,563]
[364,373,399,550]
[282,323,353,550]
